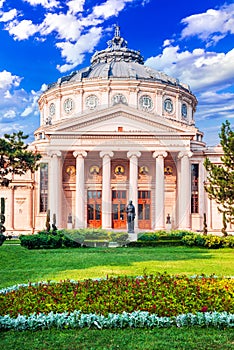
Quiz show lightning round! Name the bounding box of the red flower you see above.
[201,306,208,312]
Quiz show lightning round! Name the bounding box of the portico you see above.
[44,129,193,231]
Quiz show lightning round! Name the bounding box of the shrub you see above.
[110,232,129,244]
[222,235,234,248]
[204,235,222,249]
[138,233,160,241]
[181,234,234,249]
[181,234,197,247]
[19,234,63,249]
[138,230,194,242]
[127,241,181,247]
[62,236,82,248]
[0,234,6,246]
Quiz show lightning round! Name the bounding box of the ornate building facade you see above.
[2,26,232,235]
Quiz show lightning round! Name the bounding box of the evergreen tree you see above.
[204,120,234,228]
[0,131,41,186]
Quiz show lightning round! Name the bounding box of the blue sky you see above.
[0,0,234,145]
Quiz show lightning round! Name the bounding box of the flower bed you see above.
[0,273,233,331]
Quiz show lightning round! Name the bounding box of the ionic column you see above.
[178,151,193,229]
[48,151,62,228]
[153,151,168,230]
[73,151,87,228]
[100,151,114,229]
[8,185,14,230]
[127,151,141,229]
[199,161,205,219]
[28,185,34,231]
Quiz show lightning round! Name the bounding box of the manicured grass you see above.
[1,327,234,350]
[0,245,233,289]
[1,245,233,349]
[3,239,20,245]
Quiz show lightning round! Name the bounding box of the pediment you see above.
[44,104,196,136]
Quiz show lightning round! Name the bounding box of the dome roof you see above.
[47,26,190,92]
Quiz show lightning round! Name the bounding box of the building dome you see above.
[39,25,197,129]
[47,25,190,92]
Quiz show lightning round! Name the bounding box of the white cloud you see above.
[3,109,16,119]
[0,70,22,89]
[21,90,40,117]
[198,90,234,104]
[0,9,17,22]
[0,0,137,71]
[67,0,85,14]
[40,12,82,41]
[23,0,59,9]
[163,39,174,47]
[0,0,5,9]
[57,26,103,72]
[92,0,133,19]
[5,19,39,40]
[21,105,34,117]
[0,124,25,135]
[4,90,11,98]
[145,46,234,92]
[181,4,234,44]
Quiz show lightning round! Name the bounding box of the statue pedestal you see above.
[128,233,138,242]
[67,223,73,229]
[166,223,172,232]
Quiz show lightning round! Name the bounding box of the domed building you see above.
[3,26,230,235]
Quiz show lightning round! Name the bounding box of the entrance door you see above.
[112,190,127,229]
[87,190,102,228]
[138,191,151,229]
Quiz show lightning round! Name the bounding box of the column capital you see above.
[127,151,141,159]
[73,150,87,158]
[153,151,168,159]
[178,150,193,159]
[99,151,114,158]
[48,150,62,158]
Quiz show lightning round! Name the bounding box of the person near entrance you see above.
[126,200,135,233]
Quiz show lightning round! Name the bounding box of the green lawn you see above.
[0,245,233,289]
[1,327,234,350]
[0,244,233,349]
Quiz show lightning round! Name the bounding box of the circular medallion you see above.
[64,98,74,113]
[139,166,149,175]
[49,103,55,116]
[114,165,125,175]
[164,98,173,113]
[66,165,76,176]
[112,93,127,105]
[89,165,100,175]
[139,95,153,111]
[181,103,187,118]
[86,95,98,110]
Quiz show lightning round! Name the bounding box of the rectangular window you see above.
[40,163,48,213]
[191,164,199,213]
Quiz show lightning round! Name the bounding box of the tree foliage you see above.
[0,131,41,186]
[204,120,234,226]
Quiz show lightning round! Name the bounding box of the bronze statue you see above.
[166,213,171,224]
[126,200,135,233]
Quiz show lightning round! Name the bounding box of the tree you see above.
[204,120,234,231]
[0,131,41,187]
